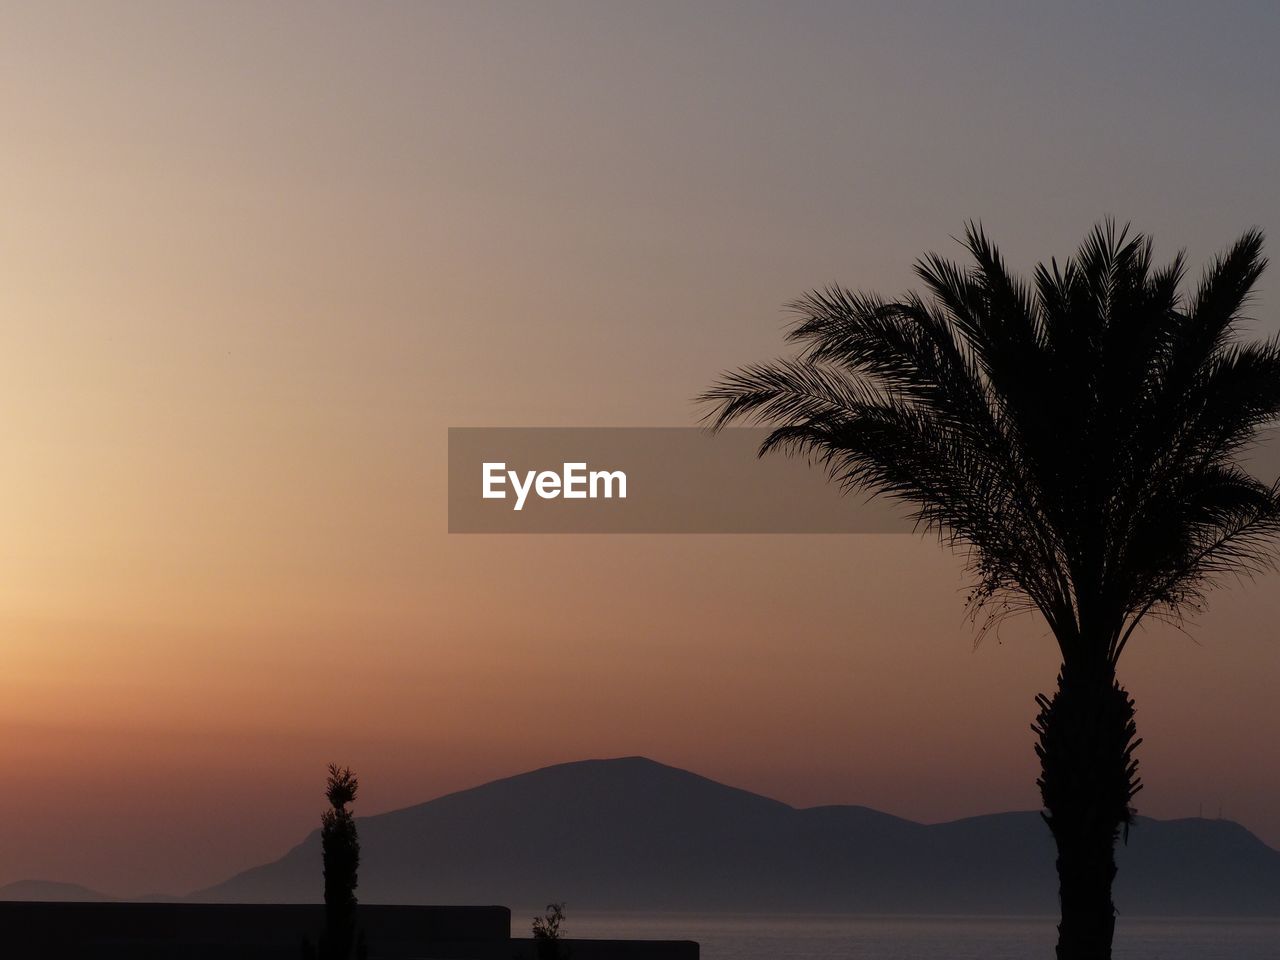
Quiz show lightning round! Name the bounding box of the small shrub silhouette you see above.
[532,902,567,960]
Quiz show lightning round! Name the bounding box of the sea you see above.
[564,913,1280,960]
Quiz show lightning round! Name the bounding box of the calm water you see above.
[564,913,1280,960]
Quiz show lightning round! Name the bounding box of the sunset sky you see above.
[2,2,1280,897]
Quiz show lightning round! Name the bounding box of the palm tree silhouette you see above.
[700,222,1280,959]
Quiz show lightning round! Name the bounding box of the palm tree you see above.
[320,764,361,960]
[699,222,1280,960]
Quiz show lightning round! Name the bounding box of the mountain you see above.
[194,757,1280,916]
[0,880,112,902]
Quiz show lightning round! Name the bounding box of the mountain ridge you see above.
[192,756,1280,917]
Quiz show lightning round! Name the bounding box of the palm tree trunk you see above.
[1033,661,1141,960]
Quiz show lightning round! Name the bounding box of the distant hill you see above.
[195,757,1280,916]
[0,880,111,902]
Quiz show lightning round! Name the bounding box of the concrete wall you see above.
[1,901,512,959]
[511,937,700,960]
[0,902,699,960]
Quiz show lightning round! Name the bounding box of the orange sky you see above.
[2,3,1280,896]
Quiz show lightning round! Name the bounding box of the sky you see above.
[2,1,1280,896]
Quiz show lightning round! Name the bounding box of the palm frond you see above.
[699,222,1280,663]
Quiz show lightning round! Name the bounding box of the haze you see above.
[1,2,1279,896]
